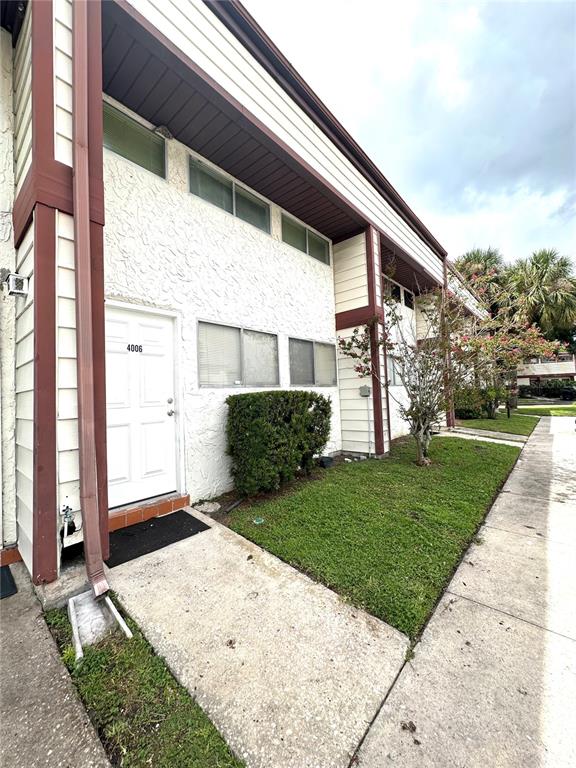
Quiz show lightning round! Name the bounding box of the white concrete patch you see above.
[109,515,409,768]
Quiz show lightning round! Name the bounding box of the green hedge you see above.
[454,386,484,419]
[226,390,332,496]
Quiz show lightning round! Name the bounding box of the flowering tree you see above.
[338,280,562,466]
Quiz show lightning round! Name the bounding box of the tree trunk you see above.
[414,425,432,466]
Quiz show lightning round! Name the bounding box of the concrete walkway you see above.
[357,417,576,767]
[0,564,110,768]
[109,515,409,768]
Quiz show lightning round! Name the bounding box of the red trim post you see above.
[73,0,108,596]
[366,227,385,455]
[32,205,58,584]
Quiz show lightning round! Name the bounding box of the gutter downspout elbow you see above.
[72,0,109,597]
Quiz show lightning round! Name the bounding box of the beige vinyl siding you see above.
[53,0,74,166]
[127,0,444,283]
[13,2,32,194]
[337,326,374,454]
[14,224,34,572]
[55,212,80,517]
[333,234,368,314]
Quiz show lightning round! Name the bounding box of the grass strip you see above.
[46,607,243,768]
[517,403,576,417]
[229,436,519,639]
[456,411,539,436]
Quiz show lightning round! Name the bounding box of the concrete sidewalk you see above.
[357,417,576,768]
[0,564,110,768]
[108,513,409,768]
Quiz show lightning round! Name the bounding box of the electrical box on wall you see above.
[359,385,371,397]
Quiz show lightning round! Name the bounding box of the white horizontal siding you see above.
[14,224,34,574]
[13,3,32,193]
[127,0,444,282]
[55,212,80,519]
[333,234,368,314]
[53,0,74,166]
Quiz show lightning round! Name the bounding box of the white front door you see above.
[105,305,178,508]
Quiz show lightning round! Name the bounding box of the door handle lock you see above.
[167,409,175,417]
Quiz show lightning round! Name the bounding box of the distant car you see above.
[560,387,576,401]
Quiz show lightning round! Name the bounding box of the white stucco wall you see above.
[102,136,341,502]
[0,28,16,546]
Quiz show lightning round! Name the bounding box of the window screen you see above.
[282,215,307,252]
[404,290,414,310]
[289,338,315,386]
[243,330,279,386]
[103,103,165,177]
[388,356,401,386]
[189,161,233,213]
[198,323,241,386]
[314,343,337,386]
[390,283,402,303]
[235,187,270,233]
[308,231,330,265]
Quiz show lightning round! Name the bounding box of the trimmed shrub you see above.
[226,390,332,496]
[454,386,484,419]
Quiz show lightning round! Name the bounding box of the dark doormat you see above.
[0,565,17,599]
[106,510,210,568]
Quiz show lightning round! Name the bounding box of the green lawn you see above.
[517,403,576,417]
[46,609,243,768]
[456,411,539,436]
[229,437,519,639]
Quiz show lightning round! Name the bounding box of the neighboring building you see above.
[0,0,468,587]
[517,354,576,387]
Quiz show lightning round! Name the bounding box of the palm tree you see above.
[508,249,576,336]
[455,247,504,279]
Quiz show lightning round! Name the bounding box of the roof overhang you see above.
[206,0,447,261]
[103,0,367,241]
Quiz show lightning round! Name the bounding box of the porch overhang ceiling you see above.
[381,237,440,294]
[102,1,366,241]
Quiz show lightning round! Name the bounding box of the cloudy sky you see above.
[243,0,576,264]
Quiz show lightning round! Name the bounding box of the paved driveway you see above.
[358,417,576,767]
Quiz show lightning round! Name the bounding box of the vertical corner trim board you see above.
[32,204,58,584]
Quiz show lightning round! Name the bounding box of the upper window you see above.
[198,322,278,387]
[189,159,270,233]
[281,215,330,265]
[404,290,414,310]
[103,102,165,178]
[385,280,414,310]
[289,338,337,387]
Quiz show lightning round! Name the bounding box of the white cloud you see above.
[242,0,575,264]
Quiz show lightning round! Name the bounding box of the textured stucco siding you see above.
[13,2,32,194]
[14,224,34,572]
[0,28,16,546]
[101,135,341,502]
[125,0,444,284]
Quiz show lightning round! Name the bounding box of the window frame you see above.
[189,157,271,234]
[103,100,167,179]
[288,337,338,387]
[281,213,331,266]
[197,319,280,388]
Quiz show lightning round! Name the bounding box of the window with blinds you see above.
[198,322,279,387]
[289,338,337,387]
[103,102,166,177]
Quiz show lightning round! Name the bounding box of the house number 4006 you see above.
[127,344,143,353]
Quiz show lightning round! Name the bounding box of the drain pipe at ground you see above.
[72,0,109,597]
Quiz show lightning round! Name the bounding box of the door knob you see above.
[167,409,175,417]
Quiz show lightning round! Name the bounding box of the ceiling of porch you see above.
[101,1,366,241]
